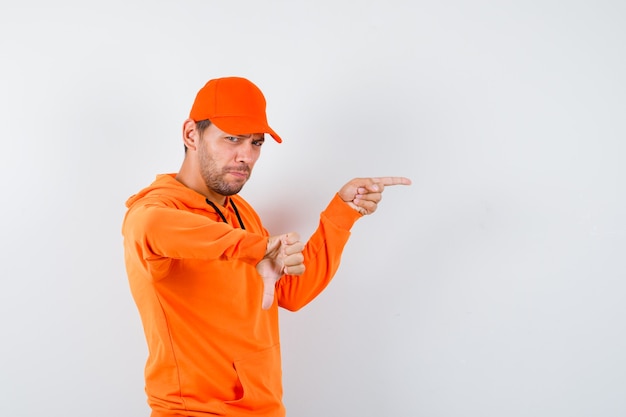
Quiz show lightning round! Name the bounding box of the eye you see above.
[252,139,265,147]
[225,136,239,142]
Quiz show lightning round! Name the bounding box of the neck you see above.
[175,164,227,206]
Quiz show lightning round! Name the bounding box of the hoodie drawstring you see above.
[205,198,246,230]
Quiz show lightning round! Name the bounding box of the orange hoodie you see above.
[122,174,360,417]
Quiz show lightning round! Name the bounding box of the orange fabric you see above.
[189,77,282,143]
[122,174,360,416]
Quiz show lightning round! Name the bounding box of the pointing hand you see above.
[338,177,412,215]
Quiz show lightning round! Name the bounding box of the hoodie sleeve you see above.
[123,201,268,273]
[275,193,361,311]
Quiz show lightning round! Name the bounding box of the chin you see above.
[224,184,246,196]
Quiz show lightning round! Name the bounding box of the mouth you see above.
[226,170,250,179]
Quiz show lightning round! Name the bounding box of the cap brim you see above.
[211,116,282,143]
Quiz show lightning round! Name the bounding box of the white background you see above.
[1,1,625,416]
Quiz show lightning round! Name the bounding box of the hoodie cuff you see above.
[239,233,269,265]
[320,193,362,231]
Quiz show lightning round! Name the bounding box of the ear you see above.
[182,119,199,151]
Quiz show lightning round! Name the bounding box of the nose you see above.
[236,143,256,164]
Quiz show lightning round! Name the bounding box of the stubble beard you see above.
[199,150,251,197]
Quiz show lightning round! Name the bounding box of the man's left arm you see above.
[275,177,411,311]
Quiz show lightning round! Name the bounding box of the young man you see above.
[122,76,411,417]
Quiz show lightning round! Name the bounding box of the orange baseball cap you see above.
[189,77,283,143]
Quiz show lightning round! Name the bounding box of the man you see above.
[122,76,411,417]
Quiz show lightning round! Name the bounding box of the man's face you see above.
[196,123,264,198]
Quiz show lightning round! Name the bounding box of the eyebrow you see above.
[234,134,265,140]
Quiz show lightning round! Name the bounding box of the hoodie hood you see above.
[125,173,209,211]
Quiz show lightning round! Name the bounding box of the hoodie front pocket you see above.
[226,344,284,413]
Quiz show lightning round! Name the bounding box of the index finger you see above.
[373,177,412,186]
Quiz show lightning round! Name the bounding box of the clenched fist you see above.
[256,232,305,309]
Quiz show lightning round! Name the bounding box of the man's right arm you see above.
[123,203,268,266]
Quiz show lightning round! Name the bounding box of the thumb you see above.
[282,231,301,246]
[261,276,276,310]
